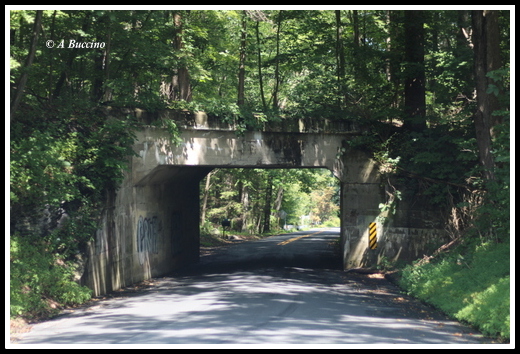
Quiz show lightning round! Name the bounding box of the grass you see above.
[10,233,92,321]
[397,239,510,342]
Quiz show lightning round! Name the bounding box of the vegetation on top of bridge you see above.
[10,9,510,339]
[102,106,363,135]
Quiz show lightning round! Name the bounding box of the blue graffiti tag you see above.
[137,216,161,265]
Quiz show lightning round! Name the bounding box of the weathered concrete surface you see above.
[82,165,211,296]
[82,110,448,296]
[133,127,346,184]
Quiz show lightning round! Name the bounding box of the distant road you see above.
[193,227,343,271]
[12,228,489,346]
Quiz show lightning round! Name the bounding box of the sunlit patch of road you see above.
[12,228,490,346]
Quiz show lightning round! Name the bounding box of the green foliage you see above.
[10,90,138,321]
[10,132,85,208]
[321,216,341,228]
[200,168,339,234]
[162,119,183,146]
[9,9,510,331]
[472,68,510,242]
[10,232,92,319]
[399,240,510,340]
[10,104,138,212]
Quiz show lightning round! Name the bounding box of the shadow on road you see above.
[12,229,493,345]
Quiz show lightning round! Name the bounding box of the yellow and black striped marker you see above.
[369,222,377,249]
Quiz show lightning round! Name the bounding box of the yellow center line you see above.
[277,229,326,246]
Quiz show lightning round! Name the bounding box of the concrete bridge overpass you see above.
[83,109,448,296]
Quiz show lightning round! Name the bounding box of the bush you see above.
[10,233,92,320]
[399,240,510,340]
[322,216,341,227]
[10,99,138,320]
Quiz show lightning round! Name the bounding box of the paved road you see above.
[12,228,490,346]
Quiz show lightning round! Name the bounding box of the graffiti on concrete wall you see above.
[137,216,161,265]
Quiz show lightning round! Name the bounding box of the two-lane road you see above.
[12,228,490,346]
[194,228,342,272]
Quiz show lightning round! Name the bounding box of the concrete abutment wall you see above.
[82,110,449,296]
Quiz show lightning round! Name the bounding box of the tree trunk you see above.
[351,9,361,77]
[352,10,361,47]
[403,10,426,132]
[47,10,57,102]
[256,21,267,111]
[272,11,283,110]
[384,11,392,83]
[386,10,402,110]
[240,182,250,232]
[92,49,104,101]
[91,12,112,101]
[103,11,112,102]
[336,10,347,107]
[455,10,474,102]
[482,10,502,133]
[273,186,284,213]
[273,186,284,229]
[200,169,216,222]
[262,174,273,233]
[165,11,192,102]
[457,10,472,49]
[11,10,43,120]
[52,12,92,100]
[237,11,247,106]
[472,10,502,180]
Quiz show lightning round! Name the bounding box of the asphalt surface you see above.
[10,228,493,347]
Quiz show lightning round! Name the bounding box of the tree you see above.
[10,10,42,121]
[255,19,268,111]
[199,168,339,234]
[237,11,247,106]
[262,172,274,233]
[162,10,192,102]
[403,10,426,132]
[472,10,502,181]
[335,10,347,107]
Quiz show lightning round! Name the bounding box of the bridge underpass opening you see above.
[82,118,451,297]
[197,167,342,271]
[123,121,379,283]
